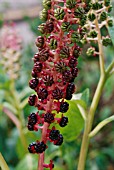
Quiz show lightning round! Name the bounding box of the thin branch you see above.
[0,153,9,170]
[3,107,21,130]
[89,115,114,138]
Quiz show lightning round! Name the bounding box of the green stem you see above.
[0,153,9,170]
[77,11,106,170]
[89,115,114,138]
[106,60,114,78]
[77,75,106,170]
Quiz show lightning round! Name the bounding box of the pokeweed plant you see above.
[27,0,114,170]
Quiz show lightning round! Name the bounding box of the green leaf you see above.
[15,154,38,170]
[108,25,114,45]
[81,88,90,105]
[56,100,84,142]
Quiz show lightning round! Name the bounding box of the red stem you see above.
[38,122,49,170]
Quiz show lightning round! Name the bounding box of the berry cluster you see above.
[28,0,89,169]
[85,0,113,56]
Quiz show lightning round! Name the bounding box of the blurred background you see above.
[0,0,114,170]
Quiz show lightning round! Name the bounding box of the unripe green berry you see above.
[92,2,103,10]
[38,23,46,34]
[89,30,97,38]
[80,38,87,45]
[50,39,57,50]
[104,0,110,7]
[102,37,112,46]
[108,5,112,13]
[88,13,96,21]
[54,8,65,20]
[40,8,48,21]
[107,19,113,27]
[86,47,95,56]
[71,32,81,43]
[43,0,51,10]
[100,12,107,21]
[60,46,70,58]
[74,7,85,18]
[80,16,87,26]
[61,22,71,32]
[66,0,76,9]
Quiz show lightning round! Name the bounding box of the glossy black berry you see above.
[35,141,47,153]
[72,67,78,78]
[62,70,73,82]
[59,117,68,127]
[29,78,38,89]
[44,112,54,123]
[52,87,63,100]
[28,94,37,106]
[38,88,48,100]
[28,123,34,131]
[67,83,75,93]
[69,57,77,68]
[28,113,37,125]
[60,102,69,113]
[49,130,60,141]
[54,134,63,145]
[65,93,72,100]
[28,142,36,153]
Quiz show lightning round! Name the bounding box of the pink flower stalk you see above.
[0,23,22,80]
[28,0,89,169]
[0,23,22,51]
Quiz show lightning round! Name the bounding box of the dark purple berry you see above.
[29,78,38,89]
[38,48,49,61]
[49,130,60,141]
[60,102,69,113]
[28,94,37,106]
[35,36,44,48]
[62,70,73,82]
[73,46,81,58]
[59,117,68,127]
[38,88,48,100]
[69,57,77,68]
[33,62,42,73]
[43,75,54,86]
[28,142,36,153]
[54,134,63,145]
[28,113,37,125]
[67,83,75,94]
[35,141,47,153]
[28,123,34,131]
[52,87,63,100]
[31,70,37,78]
[65,93,72,100]
[72,67,78,78]
[44,112,54,123]
[45,21,54,33]
[34,53,39,63]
